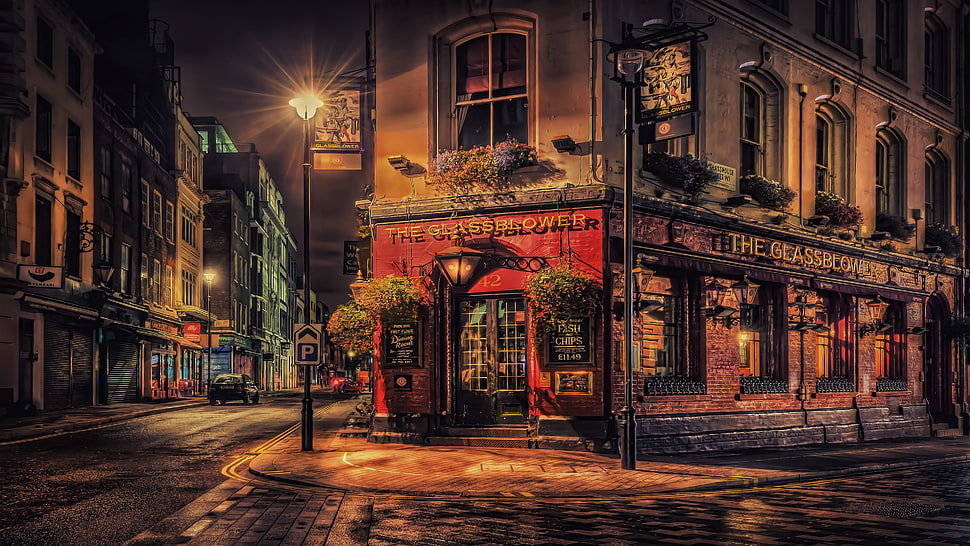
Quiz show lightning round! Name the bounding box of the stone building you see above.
[359,0,969,453]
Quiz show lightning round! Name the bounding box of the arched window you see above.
[875,128,905,218]
[924,15,949,103]
[924,149,950,226]
[436,16,534,151]
[814,102,850,198]
[739,74,783,179]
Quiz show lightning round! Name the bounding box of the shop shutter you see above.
[43,318,94,410]
[106,339,139,403]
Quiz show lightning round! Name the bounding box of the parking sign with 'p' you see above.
[294,324,322,365]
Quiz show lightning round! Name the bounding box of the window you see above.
[875,128,904,218]
[180,206,197,246]
[739,74,783,179]
[875,0,905,78]
[67,46,81,93]
[120,163,132,213]
[120,243,131,294]
[67,119,80,180]
[458,298,527,392]
[35,196,52,265]
[164,264,173,307]
[924,16,949,102]
[99,146,111,198]
[35,96,51,162]
[815,294,854,389]
[36,16,53,68]
[454,32,528,148]
[151,258,161,303]
[140,180,150,226]
[638,275,685,377]
[181,270,196,307]
[924,150,949,226]
[65,210,80,277]
[874,304,905,382]
[815,0,853,50]
[152,190,162,234]
[140,253,149,300]
[750,0,788,16]
[814,103,850,198]
[736,284,785,389]
[164,201,175,242]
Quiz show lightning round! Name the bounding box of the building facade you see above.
[361,0,969,453]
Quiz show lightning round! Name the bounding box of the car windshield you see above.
[213,376,242,384]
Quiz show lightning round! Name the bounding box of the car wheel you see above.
[219,399,226,405]
[208,399,217,406]
[243,393,250,404]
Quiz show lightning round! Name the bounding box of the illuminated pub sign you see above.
[312,89,360,152]
[726,233,878,277]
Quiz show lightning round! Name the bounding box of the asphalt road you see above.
[0,392,323,546]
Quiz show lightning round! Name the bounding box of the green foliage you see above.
[945,314,970,343]
[355,274,426,323]
[524,264,600,337]
[326,302,375,355]
[739,174,796,210]
[643,152,717,200]
[814,191,863,227]
[429,140,537,195]
[925,223,963,258]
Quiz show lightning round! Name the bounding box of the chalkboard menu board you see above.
[383,321,420,367]
[547,317,592,364]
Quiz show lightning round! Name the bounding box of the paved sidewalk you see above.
[248,397,970,497]
[2,394,967,497]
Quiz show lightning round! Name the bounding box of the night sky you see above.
[148,0,370,313]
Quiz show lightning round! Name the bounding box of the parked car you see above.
[330,377,363,393]
[208,373,260,405]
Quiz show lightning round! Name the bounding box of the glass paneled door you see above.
[455,298,528,425]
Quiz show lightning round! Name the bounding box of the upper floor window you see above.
[141,179,150,226]
[924,149,949,226]
[814,103,850,198]
[67,46,81,93]
[120,243,131,294]
[739,73,782,179]
[875,128,904,218]
[99,146,111,199]
[815,0,853,51]
[164,201,175,242]
[120,162,132,213]
[67,119,80,180]
[454,31,528,148]
[152,190,162,234]
[749,0,788,16]
[65,210,81,277]
[36,16,53,68]
[35,95,52,162]
[924,16,949,102]
[875,0,905,78]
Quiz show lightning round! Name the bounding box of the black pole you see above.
[206,280,212,392]
[301,115,314,452]
[619,77,637,470]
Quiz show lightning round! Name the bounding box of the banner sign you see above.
[343,241,359,275]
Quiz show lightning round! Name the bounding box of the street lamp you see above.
[290,92,322,452]
[608,38,650,471]
[203,272,215,393]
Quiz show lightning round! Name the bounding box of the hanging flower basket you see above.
[739,174,796,210]
[875,212,916,241]
[925,223,963,258]
[354,274,427,324]
[524,264,600,337]
[814,191,863,228]
[643,152,717,201]
[327,302,376,355]
[429,140,537,195]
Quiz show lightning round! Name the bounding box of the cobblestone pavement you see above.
[128,461,970,545]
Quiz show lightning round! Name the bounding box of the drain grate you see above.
[835,500,947,518]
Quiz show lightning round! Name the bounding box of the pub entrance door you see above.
[454,297,528,426]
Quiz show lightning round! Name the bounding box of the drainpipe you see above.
[797,83,808,225]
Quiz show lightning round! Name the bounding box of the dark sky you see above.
[148,0,370,313]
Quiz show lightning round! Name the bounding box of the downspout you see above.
[797,83,808,225]
[588,0,604,183]
[957,1,969,429]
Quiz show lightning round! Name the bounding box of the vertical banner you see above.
[343,241,359,275]
[640,39,695,121]
[312,87,363,170]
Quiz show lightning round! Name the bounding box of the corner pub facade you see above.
[360,0,968,453]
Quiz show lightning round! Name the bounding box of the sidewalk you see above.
[2,394,967,497]
[251,398,970,497]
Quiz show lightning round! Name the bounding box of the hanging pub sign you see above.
[639,39,695,121]
[383,321,421,368]
[547,317,592,364]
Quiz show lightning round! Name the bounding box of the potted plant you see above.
[814,191,863,228]
[925,223,963,258]
[875,212,916,241]
[642,152,717,202]
[327,301,376,355]
[738,174,796,210]
[429,140,537,195]
[524,264,601,338]
[354,274,427,323]
[945,314,970,344]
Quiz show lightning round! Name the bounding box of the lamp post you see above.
[202,272,215,394]
[608,38,649,471]
[290,93,323,452]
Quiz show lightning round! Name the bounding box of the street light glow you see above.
[289,94,324,120]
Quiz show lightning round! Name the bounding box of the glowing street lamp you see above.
[291,92,322,452]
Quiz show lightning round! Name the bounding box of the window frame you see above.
[814,103,851,199]
[815,0,854,51]
[36,15,53,69]
[35,95,52,162]
[67,119,81,181]
[67,46,81,94]
[924,149,950,226]
[875,128,905,218]
[875,0,906,78]
[924,16,950,103]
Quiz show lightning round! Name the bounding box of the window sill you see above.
[639,394,712,402]
[735,393,794,401]
[812,33,860,60]
[871,390,911,397]
[812,391,857,397]
[873,65,908,89]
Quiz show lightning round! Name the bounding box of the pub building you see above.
[359,0,968,453]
